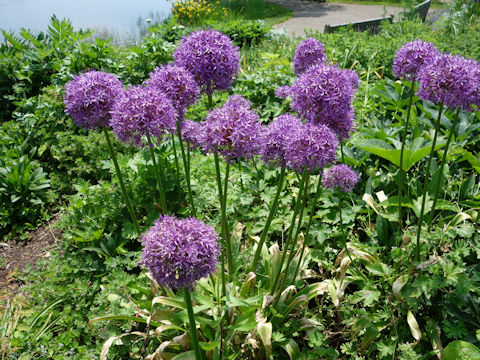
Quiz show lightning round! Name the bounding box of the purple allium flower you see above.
[181,119,204,150]
[64,70,124,130]
[293,38,327,76]
[261,114,303,167]
[322,164,359,193]
[144,64,200,119]
[202,95,264,162]
[418,53,480,111]
[173,30,240,95]
[110,86,176,146]
[284,122,338,172]
[393,40,439,81]
[290,64,357,139]
[275,85,291,100]
[140,215,220,290]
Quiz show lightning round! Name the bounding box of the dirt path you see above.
[269,0,403,36]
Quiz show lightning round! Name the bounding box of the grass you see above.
[262,2,294,26]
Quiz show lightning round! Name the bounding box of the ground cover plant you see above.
[1,1,480,359]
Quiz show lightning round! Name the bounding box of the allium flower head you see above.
[261,114,303,167]
[293,38,327,76]
[64,70,124,130]
[275,85,291,100]
[110,86,176,146]
[140,215,220,290]
[322,164,359,193]
[202,95,263,162]
[284,122,338,172]
[181,119,205,150]
[290,64,357,139]
[173,30,240,95]
[393,40,439,81]
[418,53,480,111]
[145,64,200,118]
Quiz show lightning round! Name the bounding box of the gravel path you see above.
[269,0,403,36]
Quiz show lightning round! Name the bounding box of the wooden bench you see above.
[324,16,394,34]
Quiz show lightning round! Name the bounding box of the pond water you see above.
[0,0,172,44]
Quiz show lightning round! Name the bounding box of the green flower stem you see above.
[427,109,460,232]
[340,141,345,164]
[176,121,197,217]
[271,170,308,295]
[146,135,167,214]
[277,173,310,295]
[293,173,323,282]
[237,162,244,192]
[223,161,233,274]
[214,154,233,275]
[415,102,444,261]
[398,79,416,230]
[213,154,227,295]
[339,191,367,281]
[251,166,286,272]
[103,127,141,235]
[171,136,182,205]
[183,288,205,360]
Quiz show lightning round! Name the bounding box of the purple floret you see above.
[202,95,264,162]
[145,64,200,119]
[261,114,303,167]
[418,53,480,111]
[284,122,338,173]
[181,119,205,150]
[293,38,327,76]
[140,215,220,290]
[290,64,358,139]
[275,85,292,100]
[322,164,359,193]
[173,30,240,95]
[393,40,439,81]
[110,86,176,147]
[64,70,124,130]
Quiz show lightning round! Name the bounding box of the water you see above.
[0,0,172,44]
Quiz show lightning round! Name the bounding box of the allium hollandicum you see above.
[290,64,358,139]
[322,164,359,193]
[202,95,263,162]
[64,70,124,130]
[173,30,240,95]
[418,53,480,111]
[275,85,291,100]
[110,86,176,146]
[261,114,303,168]
[145,64,200,118]
[393,40,439,81]
[181,119,204,150]
[140,215,220,290]
[293,38,327,76]
[284,122,338,173]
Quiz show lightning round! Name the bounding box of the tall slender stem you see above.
[415,102,444,261]
[251,166,286,272]
[340,141,345,164]
[398,79,416,230]
[271,170,308,295]
[427,109,460,232]
[103,127,141,235]
[176,121,196,217]
[147,135,167,214]
[223,162,233,274]
[293,173,323,282]
[171,135,182,205]
[213,154,227,296]
[184,288,205,360]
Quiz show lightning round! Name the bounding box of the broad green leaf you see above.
[280,338,300,360]
[257,322,272,357]
[100,331,146,360]
[152,296,186,310]
[171,351,196,360]
[407,311,422,341]
[443,340,480,360]
[357,138,446,171]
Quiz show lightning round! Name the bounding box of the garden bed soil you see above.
[0,214,61,296]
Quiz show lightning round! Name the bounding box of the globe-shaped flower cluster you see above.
[322,164,359,193]
[293,38,327,76]
[64,70,124,130]
[110,86,176,147]
[173,30,240,95]
[140,215,220,290]
[393,40,439,81]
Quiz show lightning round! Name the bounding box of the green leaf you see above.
[443,340,480,360]
[171,351,196,360]
[280,338,300,360]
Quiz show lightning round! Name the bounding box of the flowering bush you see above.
[172,0,228,25]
